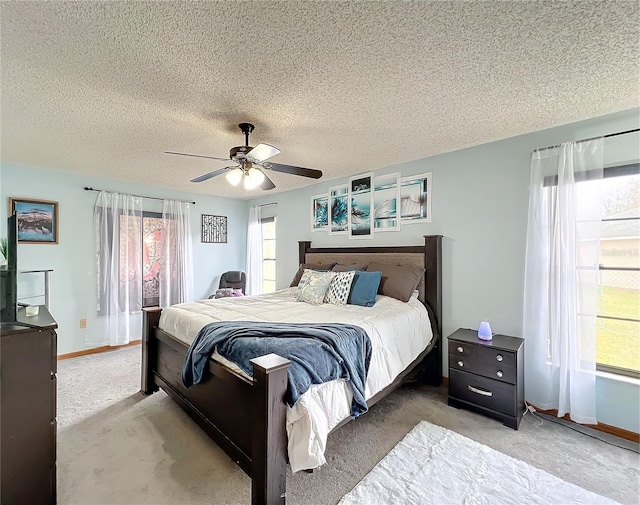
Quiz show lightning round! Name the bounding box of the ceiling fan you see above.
[165,123,323,190]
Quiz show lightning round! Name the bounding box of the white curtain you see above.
[93,191,143,346]
[159,199,194,307]
[523,139,604,424]
[246,206,263,295]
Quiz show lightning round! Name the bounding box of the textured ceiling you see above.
[1,1,638,199]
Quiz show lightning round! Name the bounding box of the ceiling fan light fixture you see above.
[243,167,265,190]
[226,168,243,186]
[168,122,323,191]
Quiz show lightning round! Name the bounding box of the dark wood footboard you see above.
[141,308,291,505]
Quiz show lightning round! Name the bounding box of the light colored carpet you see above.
[57,346,640,505]
[338,421,620,505]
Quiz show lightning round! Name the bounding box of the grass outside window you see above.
[596,285,640,374]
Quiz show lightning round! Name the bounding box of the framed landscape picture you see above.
[373,172,401,232]
[311,194,329,231]
[348,173,374,239]
[400,172,432,224]
[9,197,59,244]
[329,185,348,235]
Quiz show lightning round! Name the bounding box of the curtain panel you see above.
[246,206,263,295]
[159,199,195,307]
[92,191,143,346]
[523,139,604,424]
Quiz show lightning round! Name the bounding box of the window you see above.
[141,212,165,307]
[97,210,173,313]
[576,165,639,378]
[262,217,276,293]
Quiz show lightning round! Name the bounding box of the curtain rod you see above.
[533,128,640,153]
[84,186,196,205]
[258,202,277,207]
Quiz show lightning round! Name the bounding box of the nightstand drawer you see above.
[449,340,516,369]
[449,369,516,416]
[449,353,517,384]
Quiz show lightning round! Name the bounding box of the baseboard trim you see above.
[530,405,640,443]
[58,340,141,360]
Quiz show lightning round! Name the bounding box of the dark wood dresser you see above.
[1,306,58,505]
[447,328,524,430]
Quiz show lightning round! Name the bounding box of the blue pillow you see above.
[348,271,382,307]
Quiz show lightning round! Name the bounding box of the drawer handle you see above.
[457,361,464,367]
[457,346,464,353]
[496,354,503,362]
[468,385,493,397]
[496,371,503,378]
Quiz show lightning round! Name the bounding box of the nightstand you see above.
[447,328,524,430]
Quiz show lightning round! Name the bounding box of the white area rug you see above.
[339,421,621,505]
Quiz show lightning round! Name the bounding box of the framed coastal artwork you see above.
[311,194,329,231]
[348,173,374,239]
[400,172,432,224]
[9,197,59,244]
[373,172,401,232]
[328,185,348,235]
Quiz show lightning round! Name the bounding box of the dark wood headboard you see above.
[297,235,443,343]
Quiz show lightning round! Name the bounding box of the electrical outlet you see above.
[79,318,87,329]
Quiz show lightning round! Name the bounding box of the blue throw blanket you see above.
[182,321,372,417]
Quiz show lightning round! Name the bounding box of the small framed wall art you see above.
[328,185,348,235]
[201,214,227,243]
[9,197,59,244]
[400,172,432,224]
[348,173,374,239]
[373,172,401,232]
[311,194,329,231]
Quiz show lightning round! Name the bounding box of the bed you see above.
[141,236,442,505]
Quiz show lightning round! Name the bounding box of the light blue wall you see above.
[249,108,640,433]
[0,163,248,355]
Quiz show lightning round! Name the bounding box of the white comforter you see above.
[158,288,433,472]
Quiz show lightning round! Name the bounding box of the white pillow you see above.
[295,270,336,305]
[324,270,356,306]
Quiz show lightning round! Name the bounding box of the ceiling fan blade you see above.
[257,168,276,190]
[246,143,281,163]
[190,166,235,183]
[165,151,232,162]
[266,162,323,179]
